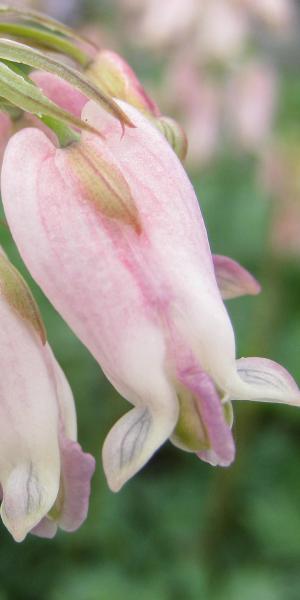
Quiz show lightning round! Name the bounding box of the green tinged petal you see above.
[0,252,46,344]
[172,389,210,452]
[67,143,142,233]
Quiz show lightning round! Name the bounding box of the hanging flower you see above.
[0,249,95,541]
[1,99,298,494]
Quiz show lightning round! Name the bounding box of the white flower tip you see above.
[102,407,153,493]
[1,463,59,542]
[102,402,179,492]
[213,254,261,300]
[232,357,300,405]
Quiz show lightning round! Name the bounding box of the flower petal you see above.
[32,437,95,536]
[0,296,61,541]
[213,254,261,300]
[233,357,300,405]
[56,437,95,532]
[46,347,77,440]
[30,71,87,118]
[102,397,178,492]
[1,462,59,542]
[177,365,235,467]
[30,516,58,539]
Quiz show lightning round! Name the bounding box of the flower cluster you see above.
[0,6,298,542]
[118,0,295,169]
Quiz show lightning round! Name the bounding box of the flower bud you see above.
[86,49,160,116]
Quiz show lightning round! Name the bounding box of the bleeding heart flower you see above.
[0,249,95,541]
[1,99,299,494]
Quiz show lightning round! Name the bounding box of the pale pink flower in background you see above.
[0,250,95,541]
[226,62,277,151]
[116,0,294,168]
[120,0,198,48]
[261,143,300,257]
[166,60,221,168]
[240,0,294,29]
[195,0,248,62]
[2,99,299,492]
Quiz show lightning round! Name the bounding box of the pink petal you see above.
[213,254,261,300]
[30,71,87,117]
[235,357,300,405]
[31,517,57,539]
[177,363,235,467]
[87,50,160,116]
[58,436,95,532]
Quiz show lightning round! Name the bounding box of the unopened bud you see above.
[86,50,160,117]
[155,116,188,161]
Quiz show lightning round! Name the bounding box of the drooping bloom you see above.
[0,249,95,541]
[1,99,299,493]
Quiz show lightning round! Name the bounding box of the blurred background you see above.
[1,0,300,598]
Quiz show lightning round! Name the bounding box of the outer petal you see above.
[0,297,60,542]
[80,100,239,391]
[31,438,95,537]
[103,395,178,492]
[46,348,77,440]
[1,113,236,404]
[212,254,261,300]
[233,357,300,405]
[102,322,179,491]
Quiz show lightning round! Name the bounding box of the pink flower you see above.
[0,249,95,541]
[167,60,221,168]
[86,50,160,117]
[122,0,198,48]
[195,0,248,62]
[261,143,300,257]
[1,100,299,492]
[226,62,277,151]
[241,0,294,30]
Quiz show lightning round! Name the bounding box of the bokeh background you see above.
[1,0,300,598]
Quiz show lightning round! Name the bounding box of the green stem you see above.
[40,116,80,147]
[0,23,91,67]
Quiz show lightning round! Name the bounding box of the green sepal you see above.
[154,116,188,161]
[0,22,90,66]
[0,60,100,136]
[0,4,96,50]
[0,97,22,119]
[0,251,46,344]
[0,39,134,129]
